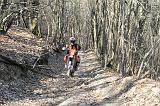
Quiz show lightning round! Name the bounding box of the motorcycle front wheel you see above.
[67,69,74,77]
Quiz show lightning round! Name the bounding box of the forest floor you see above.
[0,27,160,106]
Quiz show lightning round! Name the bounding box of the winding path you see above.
[4,51,160,106]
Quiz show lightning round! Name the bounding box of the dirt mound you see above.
[119,78,160,106]
[0,26,65,105]
[0,26,45,80]
[0,26,65,79]
[87,75,160,106]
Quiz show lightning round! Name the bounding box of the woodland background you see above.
[0,0,160,79]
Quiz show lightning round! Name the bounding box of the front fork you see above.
[68,61,73,69]
[67,56,77,77]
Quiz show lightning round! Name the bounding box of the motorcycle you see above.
[62,47,78,77]
[66,49,78,77]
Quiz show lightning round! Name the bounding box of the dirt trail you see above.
[2,51,111,106]
[2,51,160,106]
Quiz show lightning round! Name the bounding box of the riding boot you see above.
[75,62,79,71]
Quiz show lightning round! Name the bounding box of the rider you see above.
[63,37,81,70]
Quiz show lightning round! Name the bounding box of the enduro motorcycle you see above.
[66,49,77,77]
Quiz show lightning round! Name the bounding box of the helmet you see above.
[69,37,76,43]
